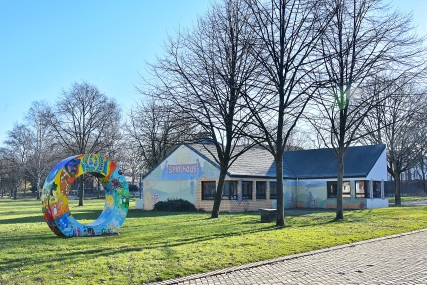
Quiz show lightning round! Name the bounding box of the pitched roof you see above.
[188,144,280,178]
[188,143,385,179]
[283,144,386,179]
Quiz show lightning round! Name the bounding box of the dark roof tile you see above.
[284,144,386,179]
[188,143,385,179]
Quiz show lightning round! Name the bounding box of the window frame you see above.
[373,181,381,198]
[201,181,216,200]
[327,181,351,199]
[342,181,351,198]
[355,180,368,198]
[256,181,267,200]
[222,180,238,200]
[241,181,253,200]
[327,181,337,198]
[269,182,277,199]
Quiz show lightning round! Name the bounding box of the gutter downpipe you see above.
[296,178,299,208]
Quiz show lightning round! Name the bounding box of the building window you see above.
[256,181,266,200]
[327,181,337,198]
[355,181,368,198]
[269,182,277,199]
[222,181,237,200]
[241,181,252,200]
[343,181,351,198]
[373,181,381,198]
[201,181,216,200]
[327,181,350,198]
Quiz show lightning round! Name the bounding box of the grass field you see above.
[0,198,427,285]
[387,196,427,203]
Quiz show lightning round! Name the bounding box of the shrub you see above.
[153,198,197,212]
[128,184,139,192]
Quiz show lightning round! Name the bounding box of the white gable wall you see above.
[366,148,387,181]
[142,144,221,210]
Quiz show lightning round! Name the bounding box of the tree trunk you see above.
[139,173,143,200]
[97,179,101,199]
[275,154,285,227]
[36,175,41,200]
[423,174,426,195]
[394,172,401,205]
[421,156,426,194]
[211,166,228,218]
[9,180,13,198]
[13,182,18,200]
[336,149,344,220]
[78,175,84,206]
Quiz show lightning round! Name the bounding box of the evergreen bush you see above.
[153,198,197,212]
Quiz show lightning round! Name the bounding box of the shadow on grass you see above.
[285,208,335,216]
[0,209,276,243]
[0,211,105,225]
[0,215,46,224]
[1,206,143,225]
[388,204,414,208]
[128,209,205,218]
[0,220,281,271]
[1,206,425,273]
[0,207,336,226]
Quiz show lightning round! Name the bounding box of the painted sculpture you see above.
[41,154,129,237]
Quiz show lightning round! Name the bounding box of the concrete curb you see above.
[148,228,427,285]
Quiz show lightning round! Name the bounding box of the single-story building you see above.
[139,143,388,212]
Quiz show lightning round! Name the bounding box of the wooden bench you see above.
[259,208,277,222]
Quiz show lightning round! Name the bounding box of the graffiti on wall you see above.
[283,180,327,208]
[41,154,129,237]
[167,163,198,174]
[144,145,220,209]
[284,179,370,209]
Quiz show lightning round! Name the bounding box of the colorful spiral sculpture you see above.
[41,154,129,237]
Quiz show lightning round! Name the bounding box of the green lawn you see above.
[1,198,427,284]
[388,196,427,203]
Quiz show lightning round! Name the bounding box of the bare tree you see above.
[2,124,32,199]
[0,155,8,198]
[414,150,427,194]
[49,81,122,206]
[0,103,60,200]
[242,0,333,226]
[24,101,59,199]
[126,99,189,173]
[145,0,259,218]
[360,76,427,205]
[310,0,425,219]
[0,151,16,198]
[119,141,142,186]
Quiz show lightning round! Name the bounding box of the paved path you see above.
[402,200,427,206]
[151,229,427,285]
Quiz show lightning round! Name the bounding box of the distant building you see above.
[140,143,388,212]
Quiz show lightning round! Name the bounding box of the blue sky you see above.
[0,0,426,145]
